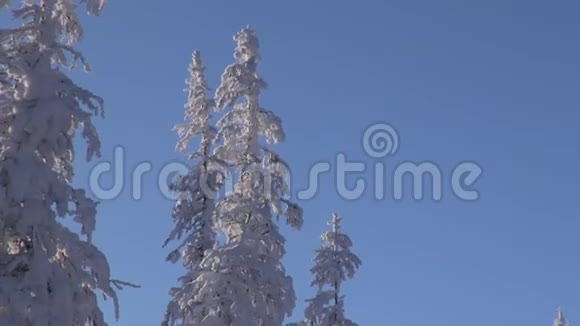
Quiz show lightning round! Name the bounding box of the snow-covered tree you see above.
[554,308,570,326]
[0,1,134,325]
[304,213,361,326]
[164,26,303,326]
[162,51,226,326]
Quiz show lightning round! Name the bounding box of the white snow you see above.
[163,27,303,326]
[0,1,132,325]
[303,214,361,326]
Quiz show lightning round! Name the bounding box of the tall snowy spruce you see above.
[554,308,569,326]
[164,26,303,326]
[0,1,133,325]
[304,214,361,326]
[162,51,226,326]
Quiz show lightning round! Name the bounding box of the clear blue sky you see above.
[68,1,580,325]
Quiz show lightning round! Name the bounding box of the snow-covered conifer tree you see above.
[162,51,226,326]
[304,213,361,326]
[0,1,133,325]
[554,308,570,326]
[167,26,303,326]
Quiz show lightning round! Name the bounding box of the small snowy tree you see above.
[554,308,570,326]
[0,1,134,325]
[162,51,226,326]
[304,213,361,326]
[166,26,303,326]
